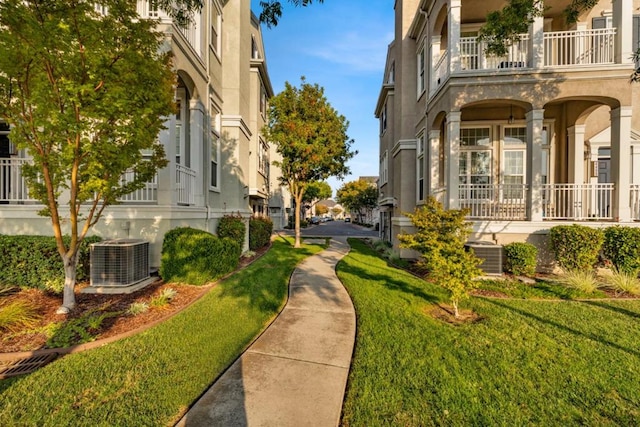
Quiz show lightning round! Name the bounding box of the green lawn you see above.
[338,239,640,426]
[0,236,322,426]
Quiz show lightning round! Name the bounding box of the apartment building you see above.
[0,0,287,266]
[377,0,640,264]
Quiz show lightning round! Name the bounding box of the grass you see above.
[0,236,321,426]
[476,278,609,300]
[338,239,640,426]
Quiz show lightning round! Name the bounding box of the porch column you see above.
[428,129,440,194]
[528,3,544,68]
[430,36,441,92]
[157,117,176,205]
[611,106,633,222]
[613,0,633,65]
[190,98,205,207]
[448,0,461,73]
[567,125,586,184]
[526,109,544,221]
[632,145,640,184]
[445,111,461,209]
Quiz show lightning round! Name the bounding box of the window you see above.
[258,140,269,176]
[417,45,425,95]
[388,62,395,84]
[251,36,260,59]
[260,82,267,117]
[417,133,425,201]
[633,16,640,68]
[380,101,387,135]
[459,127,492,199]
[380,151,388,185]
[210,111,220,190]
[502,127,526,199]
[210,5,220,54]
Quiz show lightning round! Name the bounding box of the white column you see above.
[527,109,544,221]
[567,125,586,184]
[157,117,176,205]
[613,0,633,64]
[632,145,640,184]
[528,6,544,68]
[190,98,205,207]
[445,112,461,209]
[611,106,633,221]
[448,0,461,73]
[428,129,440,194]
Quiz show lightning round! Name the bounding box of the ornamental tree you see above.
[398,197,482,319]
[264,78,355,247]
[301,180,332,212]
[0,0,174,312]
[336,179,378,224]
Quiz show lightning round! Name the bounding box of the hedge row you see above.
[160,227,241,286]
[217,215,246,249]
[249,216,273,250]
[0,235,101,293]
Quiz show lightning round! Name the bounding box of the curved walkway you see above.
[176,237,355,427]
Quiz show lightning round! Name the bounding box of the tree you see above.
[258,0,324,28]
[264,77,355,248]
[398,197,482,319]
[315,204,329,216]
[331,206,343,218]
[336,179,378,224]
[0,0,174,312]
[301,180,332,215]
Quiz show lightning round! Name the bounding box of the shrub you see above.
[398,197,482,318]
[0,299,40,333]
[127,302,149,316]
[549,225,603,271]
[217,214,246,249]
[560,270,601,294]
[602,226,640,275]
[0,235,101,293]
[160,227,241,286]
[249,216,273,250]
[602,269,640,296]
[150,288,177,308]
[504,242,538,277]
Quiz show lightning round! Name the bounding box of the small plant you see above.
[504,242,538,277]
[560,270,601,294]
[0,299,40,333]
[127,301,150,316]
[150,288,177,308]
[242,250,257,259]
[46,310,115,348]
[373,239,391,253]
[602,269,640,296]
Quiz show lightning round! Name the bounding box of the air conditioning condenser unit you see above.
[90,239,149,287]
[465,242,503,275]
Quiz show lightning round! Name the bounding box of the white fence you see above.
[176,164,196,206]
[459,184,528,220]
[544,28,615,66]
[0,159,36,202]
[542,183,614,220]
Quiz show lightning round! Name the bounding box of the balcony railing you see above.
[459,35,529,71]
[543,28,615,67]
[117,171,158,203]
[176,164,196,206]
[459,184,528,220]
[136,0,201,58]
[542,183,614,220]
[630,184,640,221]
[0,159,36,203]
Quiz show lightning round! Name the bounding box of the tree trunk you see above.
[452,299,459,319]
[294,195,302,248]
[57,253,78,314]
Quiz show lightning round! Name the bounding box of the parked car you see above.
[310,216,321,225]
[344,217,351,223]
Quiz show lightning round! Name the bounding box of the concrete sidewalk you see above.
[176,238,355,427]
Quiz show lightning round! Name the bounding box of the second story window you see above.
[417,45,425,96]
[260,82,267,117]
[380,151,388,185]
[380,102,387,135]
[252,36,260,59]
[210,4,220,55]
[259,140,269,176]
[417,132,424,201]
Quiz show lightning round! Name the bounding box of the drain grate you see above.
[0,353,59,379]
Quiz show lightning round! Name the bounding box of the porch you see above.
[459,183,640,221]
[0,158,197,206]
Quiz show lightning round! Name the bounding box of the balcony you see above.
[458,183,617,222]
[431,28,618,96]
[0,158,196,206]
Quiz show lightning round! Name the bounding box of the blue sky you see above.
[250,0,394,197]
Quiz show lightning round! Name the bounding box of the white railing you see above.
[430,50,449,95]
[459,35,529,71]
[544,28,616,66]
[176,164,196,206]
[542,183,614,220]
[459,184,528,220]
[136,1,201,58]
[118,171,157,203]
[0,159,36,202]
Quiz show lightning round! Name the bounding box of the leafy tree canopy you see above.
[302,180,332,205]
[336,179,378,220]
[0,0,174,311]
[264,77,355,247]
[258,0,324,28]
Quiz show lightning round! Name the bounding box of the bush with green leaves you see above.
[160,227,241,286]
[398,197,482,318]
[217,214,246,249]
[504,242,538,277]
[602,226,640,275]
[549,225,603,271]
[249,216,273,250]
[0,235,101,293]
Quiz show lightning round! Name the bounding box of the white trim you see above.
[222,115,252,139]
[391,139,417,157]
